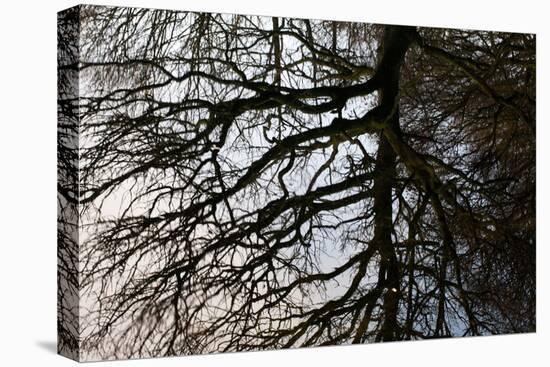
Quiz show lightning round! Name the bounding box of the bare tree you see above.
[58,5,535,361]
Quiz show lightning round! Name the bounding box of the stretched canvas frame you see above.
[58,4,536,362]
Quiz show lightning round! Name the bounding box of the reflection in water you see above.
[57,4,536,362]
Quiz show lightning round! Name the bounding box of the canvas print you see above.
[57,4,536,362]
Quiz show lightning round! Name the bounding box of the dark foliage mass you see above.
[58,5,535,361]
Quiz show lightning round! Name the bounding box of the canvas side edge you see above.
[57,5,82,362]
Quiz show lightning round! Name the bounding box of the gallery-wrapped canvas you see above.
[57,4,536,362]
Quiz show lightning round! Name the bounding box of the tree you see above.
[58,5,535,360]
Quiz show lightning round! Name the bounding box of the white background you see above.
[0,0,547,365]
